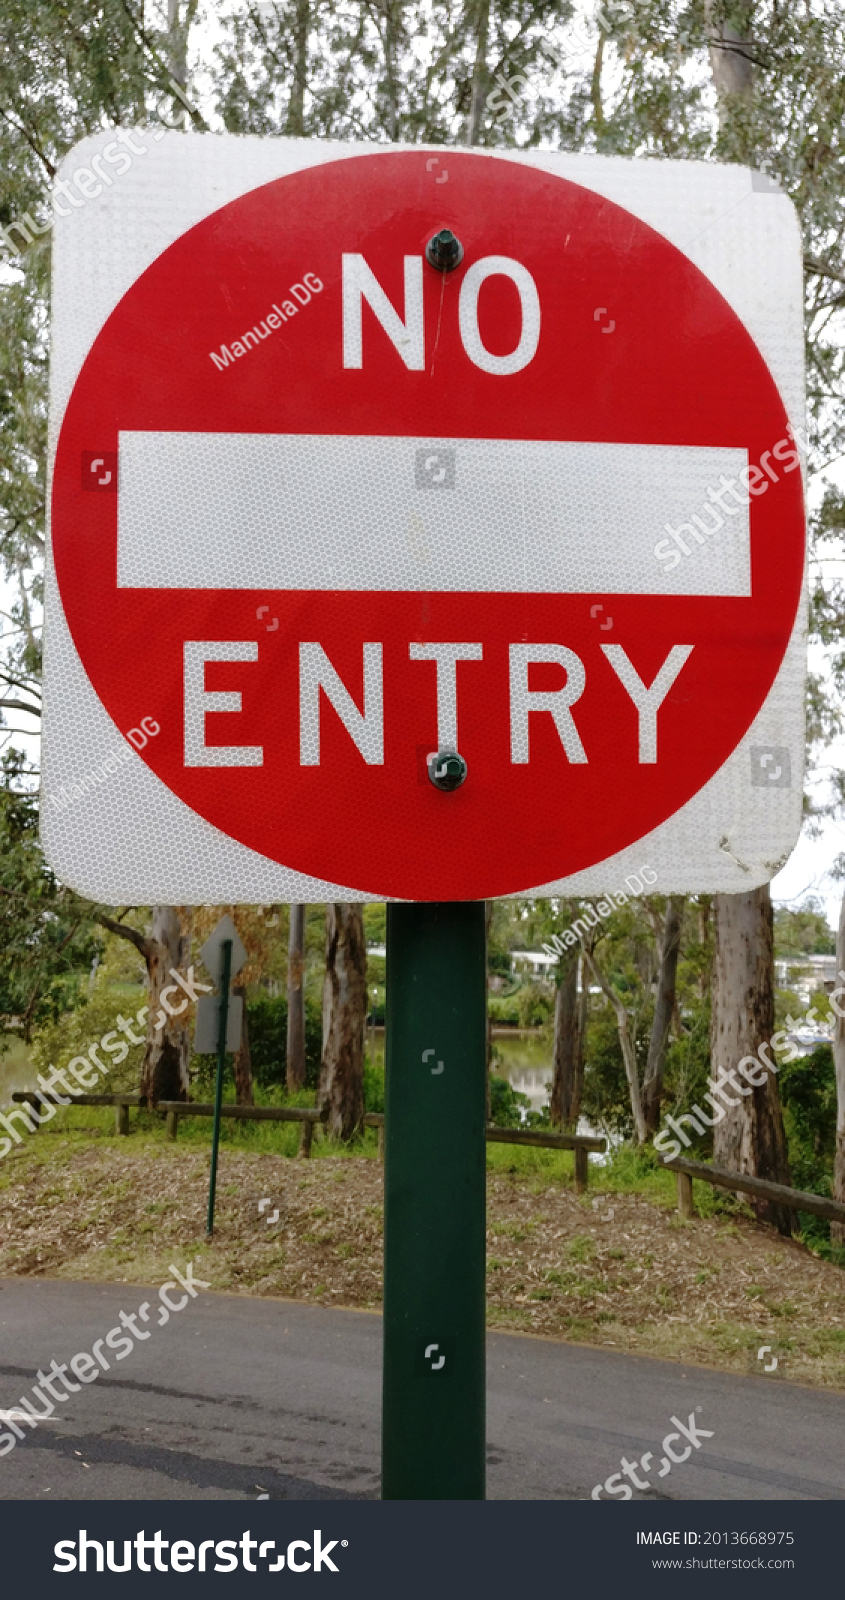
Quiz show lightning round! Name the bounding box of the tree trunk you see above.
[141,905,192,1106]
[286,903,306,1092]
[232,981,253,1104]
[642,896,682,1136]
[711,887,792,1233]
[583,946,647,1143]
[466,0,490,146]
[550,953,582,1131]
[697,895,712,1000]
[705,0,754,99]
[832,891,845,1247]
[286,0,309,136]
[320,903,366,1139]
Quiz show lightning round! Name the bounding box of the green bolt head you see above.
[428,749,468,792]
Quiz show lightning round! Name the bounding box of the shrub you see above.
[29,983,147,1094]
[489,1074,532,1127]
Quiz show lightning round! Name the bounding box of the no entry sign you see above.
[43,137,806,902]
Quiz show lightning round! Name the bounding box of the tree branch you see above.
[94,911,151,961]
[804,254,845,283]
[0,698,41,718]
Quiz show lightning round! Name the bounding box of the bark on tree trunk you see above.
[287,0,309,135]
[550,954,582,1131]
[232,981,254,1105]
[642,896,682,1136]
[320,903,366,1139]
[466,0,490,146]
[286,904,306,1092]
[698,895,713,1000]
[141,905,192,1106]
[705,0,754,99]
[711,887,792,1234]
[832,891,845,1247]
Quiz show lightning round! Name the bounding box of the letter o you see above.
[458,256,540,375]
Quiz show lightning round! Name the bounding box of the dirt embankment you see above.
[1,1139,844,1388]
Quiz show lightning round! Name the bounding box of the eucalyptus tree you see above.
[0,0,207,1092]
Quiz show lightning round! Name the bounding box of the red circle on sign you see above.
[52,152,803,899]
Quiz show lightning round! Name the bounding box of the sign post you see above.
[382,902,487,1499]
[206,936,232,1241]
[195,914,248,1239]
[43,134,807,1501]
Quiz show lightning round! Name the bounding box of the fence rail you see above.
[664,1155,845,1226]
[12,1091,604,1185]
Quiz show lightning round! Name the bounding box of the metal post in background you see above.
[206,937,233,1240]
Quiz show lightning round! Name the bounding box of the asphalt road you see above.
[0,1278,842,1501]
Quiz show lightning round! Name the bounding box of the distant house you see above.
[775,953,838,1007]
[509,950,559,986]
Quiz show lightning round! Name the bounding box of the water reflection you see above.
[491,1028,552,1114]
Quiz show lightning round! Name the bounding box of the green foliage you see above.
[366,953,385,988]
[774,901,836,957]
[516,982,553,1028]
[363,903,386,946]
[780,1046,837,1165]
[662,1003,713,1152]
[29,979,146,1093]
[237,993,322,1091]
[0,753,96,1039]
[580,1007,644,1140]
[489,1074,532,1128]
[364,1061,385,1114]
[488,992,521,1026]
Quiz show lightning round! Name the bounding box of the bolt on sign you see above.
[43,137,806,903]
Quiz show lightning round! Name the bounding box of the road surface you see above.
[0,1279,842,1500]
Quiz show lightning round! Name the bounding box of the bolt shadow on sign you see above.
[50,151,804,901]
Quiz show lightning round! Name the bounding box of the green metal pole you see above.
[206,937,233,1240]
[382,901,487,1499]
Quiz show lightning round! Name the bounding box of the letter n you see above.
[299,643,384,765]
[341,255,424,370]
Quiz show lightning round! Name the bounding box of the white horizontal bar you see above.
[117,432,750,596]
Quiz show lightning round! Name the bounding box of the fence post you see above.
[298,1119,313,1159]
[165,1110,179,1141]
[574,1145,589,1195]
[676,1169,694,1219]
[116,1103,129,1136]
[377,1121,385,1164]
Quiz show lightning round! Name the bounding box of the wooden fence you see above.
[18,1091,841,1221]
[663,1154,845,1227]
[12,1091,605,1188]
